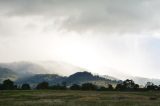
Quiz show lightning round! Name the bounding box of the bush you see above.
[36,82,49,89]
[70,84,81,90]
[98,86,108,91]
[3,79,15,90]
[21,83,31,90]
[108,84,114,90]
[81,83,97,90]
[49,84,67,90]
[0,84,3,90]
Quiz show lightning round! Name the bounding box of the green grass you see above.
[0,90,160,106]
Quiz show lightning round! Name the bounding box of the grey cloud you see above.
[0,0,160,34]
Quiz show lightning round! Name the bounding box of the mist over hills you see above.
[0,67,17,83]
[0,61,84,77]
[15,71,118,87]
[0,62,49,77]
[16,74,67,87]
[0,61,160,86]
[64,71,118,86]
[37,61,85,76]
[0,61,119,86]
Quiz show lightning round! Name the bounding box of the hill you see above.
[65,71,117,86]
[16,71,118,87]
[16,74,67,87]
[0,61,160,86]
[0,61,84,77]
[0,67,18,83]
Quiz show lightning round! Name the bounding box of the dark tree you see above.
[50,84,60,90]
[61,82,67,90]
[50,84,67,90]
[115,79,139,91]
[21,83,31,90]
[81,83,97,90]
[3,79,15,90]
[108,84,113,90]
[70,84,81,90]
[0,84,3,90]
[145,82,157,91]
[123,79,135,89]
[158,85,160,90]
[98,86,108,91]
[36,82,49,89]
[115,83,125,91]
[99,84,113,91]
[133,84,139,90]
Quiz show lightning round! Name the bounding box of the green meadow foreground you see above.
[0,90,160,106]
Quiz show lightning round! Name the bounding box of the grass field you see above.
[0,90,160,106]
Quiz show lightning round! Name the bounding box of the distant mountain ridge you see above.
[0,62,119,86]
[0,61,160,86]
[15,71,118,87]
[16,74,67,86]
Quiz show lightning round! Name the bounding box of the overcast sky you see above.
[0,0,160,78]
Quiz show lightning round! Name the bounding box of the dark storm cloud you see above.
[0,0,160,34]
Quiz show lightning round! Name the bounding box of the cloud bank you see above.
[0,0,160,35]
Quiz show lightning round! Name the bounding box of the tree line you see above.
[0,79,160,91]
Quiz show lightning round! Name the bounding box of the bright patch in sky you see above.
[0,0,160,78]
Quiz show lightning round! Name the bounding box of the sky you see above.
[0,0,160,78]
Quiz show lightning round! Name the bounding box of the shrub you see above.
[21,83,31,90]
